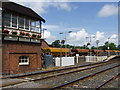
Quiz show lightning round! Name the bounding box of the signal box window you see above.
[4,13,11,27]
[18,17,24,29]
[12,15,17,27]
[19,56,29,65]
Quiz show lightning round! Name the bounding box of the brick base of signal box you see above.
[2,41,42,75]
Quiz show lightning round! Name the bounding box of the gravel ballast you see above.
[8,62,119,88]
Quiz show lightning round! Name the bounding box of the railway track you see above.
[2,61,111,79]
[2,58,119,88]
[95,73,119,89]
[101,73,119,88]
[50,63,119,89]
[5,58,118,79]
[2,57,118,79]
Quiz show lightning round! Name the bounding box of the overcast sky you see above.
[10,0,119,47]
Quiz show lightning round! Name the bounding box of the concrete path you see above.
[0,78,24,87]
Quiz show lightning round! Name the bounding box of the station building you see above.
[1,1,45,74]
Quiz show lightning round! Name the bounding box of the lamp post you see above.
[86,35,95,62]
[42,28,47,39]
[86,35,95,56]
[108,37,110,56]
[64,31,72,57]
[60,31,72,57]
[59,32,63,67]
[96,40,99,56]
[59,31,72,67]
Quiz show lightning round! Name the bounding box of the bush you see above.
[20,32,25,36]
[32,34,36,38]
[3,30,10,34]
[11,31,17,35]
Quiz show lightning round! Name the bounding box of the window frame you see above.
[11,14,17,28]
[30,20,40,33]
[24,18,30,30]
[18,16,25,29]
[19,56,29,65]
[30,20,36,31]
[3,12,40,32]
[4,12,11,27]
[36,21,40,32]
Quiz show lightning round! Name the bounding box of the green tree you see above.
[61,40,65,45]
[98,42,117,50]
[117,45,120,50]
[67,44,74,48]
[80,45,89,49]
[109,43,117,50]
[51,40,61,48]
[91,46,97,50]
[105,41,109,45]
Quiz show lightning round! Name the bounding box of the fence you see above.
[55,57,75,67]
[54,56,108,67]
[85,56,107,62]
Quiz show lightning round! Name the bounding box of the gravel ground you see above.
[66,66,119,88]
[1,79,24,87]
[23,65,103,80]
[3,82,49,88]
[9,62,118,88]
[20,59,118,81]
[21,62,94,79]
[34,62,118,87]
[13,60,117,82]
[2,62,93,88]
[102,76,119,88]
[2,61,93,79]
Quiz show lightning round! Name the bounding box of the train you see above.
[41,40,120,57]
[71,49,120,56]
[42,48,120,57]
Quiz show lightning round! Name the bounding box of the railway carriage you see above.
[70,49,120,56]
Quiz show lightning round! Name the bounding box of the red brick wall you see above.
[2,41,42,74]
[41,39,50,49]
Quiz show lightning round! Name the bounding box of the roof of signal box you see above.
[2,1,45,23]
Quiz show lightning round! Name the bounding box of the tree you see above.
[117,45,120,50]
[51,40,118,50]
[109,43,117,50]
[87,43,90,46]
[98,42,117,50]
[51,40,61,48]
[105,41,109,45]
[80,45,89,49]
[91,46,97,50]
[66,44,74,48]
[61,40,65,45]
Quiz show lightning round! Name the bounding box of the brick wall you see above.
[2,41,42,74]
[41,39,50,49]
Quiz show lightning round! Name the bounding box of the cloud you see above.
[69,28,88,41]
[64,28,118,46]
[10,0,76,14]
[38,25,118,46]
[110,34,118,39]
[94,32,105,46]
[67,28,89,46]
[95,31,105,41]
[109,34,118,45]
[53,2,72,11]
[97,4,118,17]
[67,29,110,46]
[41,31,56,44]
[43,25,59,29]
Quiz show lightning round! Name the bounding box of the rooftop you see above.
[2,1,45,23]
